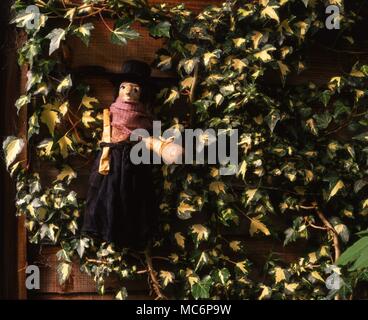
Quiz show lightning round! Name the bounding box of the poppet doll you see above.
[81,60,161,251]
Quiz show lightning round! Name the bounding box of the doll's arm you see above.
[98,108,111,175]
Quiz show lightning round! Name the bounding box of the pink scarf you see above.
[109,96,153,135]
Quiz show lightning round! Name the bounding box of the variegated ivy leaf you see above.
[57,75,72,93]
[261,6,280,23]
[46,28,66,55]
[28,112,40,141]
[190,224,210,243]
[80,95,99,109]
[157,55,172,71]
[164,89,179,105]
[249,216,271,236]
[115,287,128,300]
[209,181,225,195]
[159,270,175,287]
[76,237,89,258]
[55,165,77,183]
[40,104,60,136]
[57,134,73,158]
[254,45,276,62]
[174,232,185,249]
[73,23,94,46]
[57,262,72,285]
[15,95,30,114]
[82,110,96,128]
[177,201,196,220]
[111,24,140,45]
[150,21,171,38]
[2,136,25,170]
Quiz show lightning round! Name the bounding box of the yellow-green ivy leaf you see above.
[254,45,276,62]
[261,6,280,23]
[41,104,60,136]
[191,224,209,242]
[58,135,73,158]
[249,216,271,236]
[209,181,226,195]
[160,270,175,287]
[175,232,185,249]
[328,180,344,201]
[82,110,96,128]
[2,136,25,169]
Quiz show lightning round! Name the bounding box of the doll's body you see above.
[81,61,158,251]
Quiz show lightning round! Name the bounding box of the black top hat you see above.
[113,59,152,87]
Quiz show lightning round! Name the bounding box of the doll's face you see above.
[119,82,141,103]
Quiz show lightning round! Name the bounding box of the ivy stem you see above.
[144,249,168,300]
[99,11,114,33]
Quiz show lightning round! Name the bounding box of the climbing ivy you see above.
[3,0,368,299]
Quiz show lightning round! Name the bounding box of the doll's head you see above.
[118,82,141,103]
[114,60,153,105]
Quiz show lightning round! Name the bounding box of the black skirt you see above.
[81,141,158,251]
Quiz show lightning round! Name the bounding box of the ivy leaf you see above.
[191,275,213,300]
[314,112,332,130]
[328,180,344,201]
[76,238,89,258]
[57,135,73,158]
[164,89,179,105]
[235,261,248,274]
[15,95,30,114]
[229,240,241,252]
[160,270,175,287]
[55,165,77,183]
[150,21,171,38]
[245,188,258,205]
[265,109,280,133]
[284,283,299,295]
[115,287,128,300]
[181,77,195,89]
[177,201,196,219]
[57,262,72,285]
[157,55,172,71]
[40,104,60,136]
[258,285,272,300]
[217,268,230,285]
[37,139,53,156]
[2,136,25,170]
[57,75,72,93]
[277,60,290,81]
[301,0,309,7]
[209,181,225,195]
[80,95,99,109]
[64,7,77,21]
[254,45,276,62]
[251,31,263,49]
[334,223,350,243]
[233,37,246,48]
[28,112,40,141]
[261,6,280,23]
[190,224,210,242]
[249,216,271,236]
[275,267,287,283]
[174,232,185,249]
[111,24,140,45]
[82,110,96,128]
[46,28,66,55]
[73,23,94,46]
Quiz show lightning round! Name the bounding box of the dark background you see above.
[0,0,21,299]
